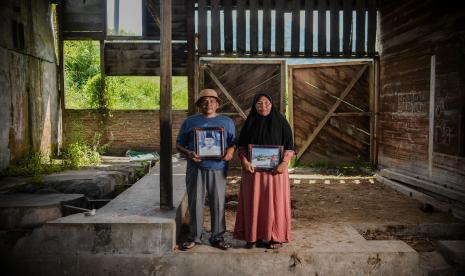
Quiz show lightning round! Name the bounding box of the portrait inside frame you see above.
[194,127,225,159]
[248,144,283,171]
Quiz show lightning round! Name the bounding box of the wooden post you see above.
[57,0,64,155]
[428,55,436,178]
[160,0,173,209]
[186,0,195,115]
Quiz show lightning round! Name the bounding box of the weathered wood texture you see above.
[104,42,187,76]
[0,0,59,169]
[195,0,378,57]
[378,0,465,194]
[142,0,187,40]
[62,0,105,39]
[290,63,371,164]
[199,60,285,132]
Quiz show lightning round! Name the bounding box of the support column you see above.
[160,0,173,209]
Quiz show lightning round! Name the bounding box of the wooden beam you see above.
[211,0,220,54]
[237,0,246,54]
[343,0,353,55]
[204,67,247,119]
[429,55,436,177]
[297,64,368,160]
[304,0,314,56]
[317,0,327,55]
[198,0,207,54]
[223,0,233,54]
[330,0,340,55]
[355,0,366,56]
[160,0,173,209]
[262,0,271,55]
[367,0,377,55]
[291,0,300,56]
[369,61,375,163]
[250,0,258,54]
[275,0,285,55]
[304,80,365,111]
[114,0,120,34]
[331,112,371,117]
[186,0,195,114]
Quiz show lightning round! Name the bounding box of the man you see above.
[176,89,236,250]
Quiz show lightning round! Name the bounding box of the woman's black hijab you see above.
[238,93,294,151]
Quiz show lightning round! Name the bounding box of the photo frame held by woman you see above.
[248,144,283,171]
[194,127,225,159]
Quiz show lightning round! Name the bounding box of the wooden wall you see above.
[378,0,465,195]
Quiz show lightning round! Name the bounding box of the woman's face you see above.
[255,96,272,116]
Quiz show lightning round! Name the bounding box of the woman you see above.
[234,93,294,249]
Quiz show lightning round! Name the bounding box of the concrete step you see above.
[419,251,455,276]
[0,193,84,230]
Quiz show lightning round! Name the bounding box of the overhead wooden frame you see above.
[61,0,106,40]
[198,59,286,127]
[289,61,375,164]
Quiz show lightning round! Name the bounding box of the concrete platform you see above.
[1,159,461,275]
[437,240,465,265]
[0,193,84,229]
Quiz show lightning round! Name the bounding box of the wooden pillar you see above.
[57,0,64,155]
[186,0,195,115]
[160,0,173,209]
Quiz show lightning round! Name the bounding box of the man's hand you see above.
[274,161,288,174]
[242,160,255,173]
[188,151,202,162]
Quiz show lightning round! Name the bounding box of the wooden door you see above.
[289,61,375,165]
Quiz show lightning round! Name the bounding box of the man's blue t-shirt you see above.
[176,113,236,171]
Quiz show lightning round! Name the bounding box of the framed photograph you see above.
[194,127,225,159]
[248,144,283,171]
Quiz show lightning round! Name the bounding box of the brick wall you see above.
[63,110,187,155]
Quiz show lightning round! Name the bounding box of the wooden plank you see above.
[291,0,301,56]
[223,0,233,54]
[186,0,195,114]
[376,175,453,214]
[379,169,465,203]
[204,67,247,119]
[367,0,377,55]
[369,62,375,163]
[160,0,173,209]
[280,60,286,113]
[297,64,368,160]
[262,0,272,54]
[237,0,246,54]
[104,42,187,76]
[275,0,285,55]
[210,0,220,54]
[62,0,105,32]
[343,0,353,55]
[197,0,207,54]
[355,0,366,56]
[332,112,371,117]
[429,55,436,177]
[374,57,379,166]
[304,0,314,55]
[288,67,295,134]
[317,0,327,55]
[329,0,340,55]
[250,0,258,54]
[62,31,104,40]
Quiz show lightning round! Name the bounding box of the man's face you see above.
[199,97,219,116]
[204,137,215,148]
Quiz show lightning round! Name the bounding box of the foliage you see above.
[62,142,100,169]
[64,41,188,110]
[0,149,62,182]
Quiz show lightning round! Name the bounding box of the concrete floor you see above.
[1,159,464,276]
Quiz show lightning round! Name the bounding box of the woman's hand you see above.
[188,151,202,162]
[274,161,288,174]
[242,160,255,173]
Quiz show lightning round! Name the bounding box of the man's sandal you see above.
[211,240,232,250]
[181,241,196,251]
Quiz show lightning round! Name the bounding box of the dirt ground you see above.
[203,169,460,235]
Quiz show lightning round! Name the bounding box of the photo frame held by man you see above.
[248,144,283,171]
[194,127,225,159]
